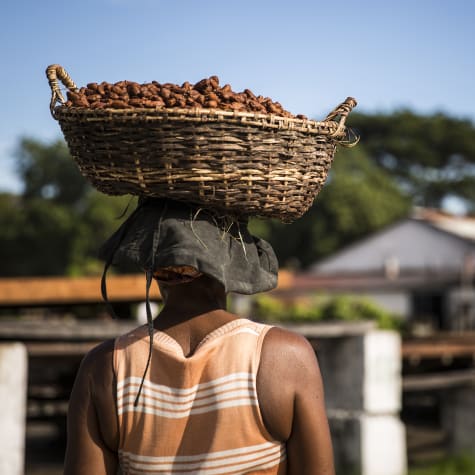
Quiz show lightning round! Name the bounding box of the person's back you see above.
[64,276,335,475]
[115,317,286,474]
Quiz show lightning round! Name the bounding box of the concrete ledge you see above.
[404,369,475,391]
[328,411,407,475]
[314,330,402,413]
[0,343,27,475]
[0,319,136,341]
[277,320,377,338]
[0,319,376,342]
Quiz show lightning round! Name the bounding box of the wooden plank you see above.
[403,369,475,391]
[0,270,293,307]
[0,274,161,306]
[402,342,475,360]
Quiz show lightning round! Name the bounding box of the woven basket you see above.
[46,64,357,222]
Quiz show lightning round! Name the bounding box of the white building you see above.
[304,208,475,331]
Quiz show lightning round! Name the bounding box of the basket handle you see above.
[46,64,78,116]
[324,97,357,138]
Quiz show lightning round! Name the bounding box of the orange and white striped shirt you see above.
[114,318,287,475]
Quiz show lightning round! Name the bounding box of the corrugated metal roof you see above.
[413,208,475,242]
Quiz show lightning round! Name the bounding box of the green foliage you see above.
[16,138,88,206]
[253,294,323,322]
[251,146,412,267]
[408,453,475,475]
[349,110,475,210]
[0,194,77,275]
[319,295,403,331]
[253,293,403,331]
[0,138,135,277]
[68,193,137,276]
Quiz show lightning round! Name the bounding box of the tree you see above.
[68,192,137,276]
[0,138,133,277]
[16,138,89,207]
[250,146,412,268]
[348,110,475,210]
[0,194,78,275]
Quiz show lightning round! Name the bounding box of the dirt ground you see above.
[25,422,64,475]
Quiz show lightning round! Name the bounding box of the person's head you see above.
[155,272,227,310]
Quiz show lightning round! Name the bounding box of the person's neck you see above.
[152,276,238,356]
[155,275,228,329]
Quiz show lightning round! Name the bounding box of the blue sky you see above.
[1,0,474,193]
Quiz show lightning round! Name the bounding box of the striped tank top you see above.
[113,318,287,475]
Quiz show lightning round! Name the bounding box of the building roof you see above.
[270,270,461,296]
[310,208,475,278]
[413,207,475,242]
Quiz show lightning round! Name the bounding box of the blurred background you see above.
[1,1,474,474]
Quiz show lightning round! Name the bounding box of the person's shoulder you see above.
[80,324,149,378]
[77,338,116,387]
[259,324,320,392]
[81,338,115,368]
[263,325,317,365]
[114,324,150,350]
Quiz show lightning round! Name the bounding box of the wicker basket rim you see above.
[54,105,353,138]
[47,64,357,141]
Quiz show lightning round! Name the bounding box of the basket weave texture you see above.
[47,65,357,222]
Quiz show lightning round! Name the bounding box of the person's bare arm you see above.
[64,339,119,475]
[257,327,335,475]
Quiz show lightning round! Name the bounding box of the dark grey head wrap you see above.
[99,197,278,295]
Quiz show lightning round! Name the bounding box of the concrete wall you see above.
[314,330,406,475]
[316,331,402,414]
[0,343,28,475]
